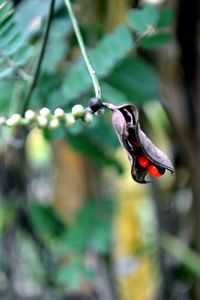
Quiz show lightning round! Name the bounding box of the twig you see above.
[63,0,102,99]
[160,231,200,278]
[21,0,55,114]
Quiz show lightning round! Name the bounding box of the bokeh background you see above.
[0,0,200,300]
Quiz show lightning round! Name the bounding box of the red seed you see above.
[137,156,150,168]
[133,140,140,147]
[148,164,163,177]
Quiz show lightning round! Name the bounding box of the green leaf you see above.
[61,200,115,254]
[42,19,71,73]
[0,205,16,232]
[0,17,14,35]
[0,2,33,75]
[89,219,111,253]
[143,5,159,26]
[0,1,13,24]
[0,23,19,46]
[56,258,94,290]
[2,32,26,55]
[127,9,148,33]
[62,202,96,252]
[101,82,127,105]
[0,67,13,79]
[127,5,159,33]
[0,56,6,65]
[139,32,170,48]
[91,25,134,76]
[157,7,175,28]
[14,0,63,35]
[12,44,33,65]
[67,131,123,173]
[106,56,160,104]
[28,204,66,240]
[56,259,81,290]
[0,80,14,111]
[62,24,134,101]
[46,90,66,111]
[161,232,200,278]
[83,117,120,148]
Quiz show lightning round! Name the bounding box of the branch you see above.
[21,0,56,114]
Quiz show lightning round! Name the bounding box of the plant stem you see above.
[63,0,102,99]
[21,0,55,115]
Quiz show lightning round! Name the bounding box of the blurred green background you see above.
[0,0,200,300]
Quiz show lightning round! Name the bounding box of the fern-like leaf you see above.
[62,25,135,101]
[0,1,33,80]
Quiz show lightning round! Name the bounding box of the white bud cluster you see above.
[0,104,95,130]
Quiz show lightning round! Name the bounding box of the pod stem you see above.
[63,0,102,100]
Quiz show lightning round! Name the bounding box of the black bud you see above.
[88,97,103,113]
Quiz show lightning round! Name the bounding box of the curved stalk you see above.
[63,0,102,100]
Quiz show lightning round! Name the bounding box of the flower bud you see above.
[82,112,93,124]
[49,118,60,129]
[65,114,75,127]
[54,108,65,119]
[95,108,105,116]
[39,107,51,117]
[6,114,22,126]
[25,110,36,121]
[37,115,48,128]
[72,104,85,118]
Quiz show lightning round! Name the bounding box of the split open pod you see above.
[103,103,174,183]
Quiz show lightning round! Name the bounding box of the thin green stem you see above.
[63,0,102,99]
[21,0,55,115]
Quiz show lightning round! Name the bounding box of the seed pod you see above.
[103,102,174,183]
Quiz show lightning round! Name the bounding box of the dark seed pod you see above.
[88,97,104,113]
[103,102,174,183]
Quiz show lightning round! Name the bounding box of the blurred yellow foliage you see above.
[114,149,158,300]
